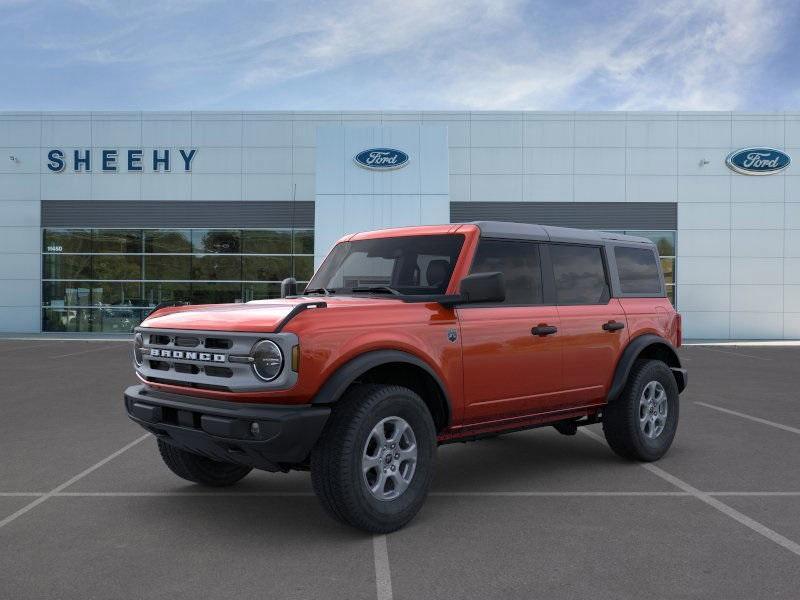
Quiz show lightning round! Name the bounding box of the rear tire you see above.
[311,384,437,533]
[602,359,679,462]
[157,439,252,486]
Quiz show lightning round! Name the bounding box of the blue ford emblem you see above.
[354,148,409,170]
[726,147,790,175]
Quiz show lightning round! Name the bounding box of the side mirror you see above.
[440,272,505,306]
[280,277,298,298]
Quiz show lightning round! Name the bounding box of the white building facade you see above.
[0,110,798,339]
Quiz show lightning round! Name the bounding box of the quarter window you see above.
[469,240,543,305]
[614,246,663,295]
[550,245,608,305]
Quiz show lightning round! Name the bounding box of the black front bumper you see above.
[124,384,330,471]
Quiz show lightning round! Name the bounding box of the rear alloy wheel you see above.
[602,359,679,462]
[311,384,436,533]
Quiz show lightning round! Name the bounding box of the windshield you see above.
[307,234,465,296]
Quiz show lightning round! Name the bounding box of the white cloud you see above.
[2,0,793,109]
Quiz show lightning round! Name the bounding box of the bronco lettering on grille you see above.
[149,348,226,362]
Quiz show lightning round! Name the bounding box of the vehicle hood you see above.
[140,296,404,333]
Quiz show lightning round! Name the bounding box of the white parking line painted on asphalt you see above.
[373,534,394,600]
[54,491,317,497]
[4,490,800,498]
[48,343,127,359]
[696,402,800,436]
[580,429,800,557]
[694,347,771,361]
[0,433,150,530]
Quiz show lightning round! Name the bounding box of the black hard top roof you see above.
[470,221,653,246]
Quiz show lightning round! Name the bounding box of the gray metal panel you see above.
[451,202,677,231]
[42,201,315,228]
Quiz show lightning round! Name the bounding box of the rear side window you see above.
[470,239,543,305]
[614,246,662,295]
[550,244,608,305]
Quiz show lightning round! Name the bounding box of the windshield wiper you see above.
[304,287,335,296]
[351,286,401,295]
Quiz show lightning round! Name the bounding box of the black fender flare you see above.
[607,334,686,403]
[310,349,453,422]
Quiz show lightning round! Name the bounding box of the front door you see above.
[548,243,629,405]
[458,239,563,425]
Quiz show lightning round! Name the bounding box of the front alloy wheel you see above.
[362,416,418,501]
[311,384,436,533]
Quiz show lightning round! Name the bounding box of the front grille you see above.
[135,327,298,393]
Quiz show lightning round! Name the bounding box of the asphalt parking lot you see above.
[1,340,799,599]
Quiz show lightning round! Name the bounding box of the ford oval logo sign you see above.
[726,147,790,175]
[354,148,409,170]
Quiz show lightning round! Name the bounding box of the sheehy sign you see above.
[46,148,197,172]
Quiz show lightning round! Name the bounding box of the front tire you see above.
[602,359,679,462]
[157,439,252,486]
[311,384,437,533]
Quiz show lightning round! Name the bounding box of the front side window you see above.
[614,246,663,295]
[469,239,543,305]
[550,244,608,305]
[308,235,464,295]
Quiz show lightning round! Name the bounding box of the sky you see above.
[1,0,798,111]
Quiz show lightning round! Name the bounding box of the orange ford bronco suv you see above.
[125,221,686,532]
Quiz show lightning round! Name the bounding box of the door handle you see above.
[531,325,558,336]
[602,320,625,332]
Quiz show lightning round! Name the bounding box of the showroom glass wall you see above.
[42,228,314,332]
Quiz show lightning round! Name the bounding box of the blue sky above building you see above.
[1,0,798,111]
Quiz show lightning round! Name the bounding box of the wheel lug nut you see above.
[390,465,396,471]
[394,453,400,459]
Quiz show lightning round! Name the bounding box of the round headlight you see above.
[251,340,284,382]
[133,333,144,367]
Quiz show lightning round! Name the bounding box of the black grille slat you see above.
[205,338,233,350]
[204,366,233,378]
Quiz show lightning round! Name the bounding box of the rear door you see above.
[458,239,563,425]
[546,243,628,406]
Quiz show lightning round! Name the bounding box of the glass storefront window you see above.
[144,255,192,280]
[143,282,192,306]
[293,229,314,254]
[242,230,292,254]
[43,229,92,253]
[192,255,243,280]
[293,256,314,280]
[93,229,142,253]
[190,282,243,305]
[144,230,192,253]
[192,229,241,253]
[92,255,143,280]
[43,254,92,279]
[243,256,291,281]
[242,282,282,302]
[41,227,315,331]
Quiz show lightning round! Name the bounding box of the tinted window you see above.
[470,240,542,305]
[550,245,608,305]
[615,246,662,294]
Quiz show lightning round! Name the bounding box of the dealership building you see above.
[0,110,798,339]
